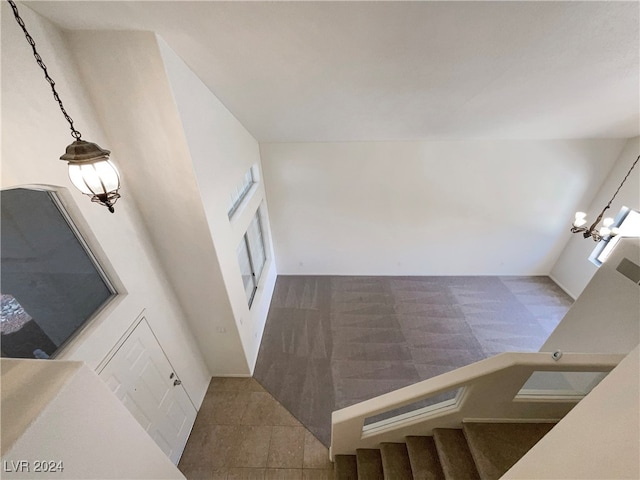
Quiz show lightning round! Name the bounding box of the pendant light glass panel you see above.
[68,160,120,196]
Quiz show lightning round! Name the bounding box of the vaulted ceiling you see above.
[29,1,639,142]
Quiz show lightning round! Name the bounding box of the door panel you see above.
[99,318,196,464]
[123,393,153,430]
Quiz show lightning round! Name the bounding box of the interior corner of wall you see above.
[548,273,577,300]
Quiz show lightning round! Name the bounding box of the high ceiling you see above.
[28,1,639,143]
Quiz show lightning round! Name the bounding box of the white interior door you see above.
[99,318,197,464]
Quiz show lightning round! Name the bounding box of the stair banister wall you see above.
[541,237,640,389]
[330,352,623,458]
[503,346,639,479]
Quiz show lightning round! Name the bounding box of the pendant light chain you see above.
[7,0,82,140]
[586,154,640,233]
[604,154,640,210]
[7,0,121,213]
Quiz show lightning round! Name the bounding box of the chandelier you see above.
[571,154,639,242]
[8,0,121,213]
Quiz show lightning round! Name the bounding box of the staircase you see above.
[334,422,555,480]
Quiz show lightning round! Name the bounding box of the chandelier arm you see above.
[7,0,82,140]
[587,205,609,236]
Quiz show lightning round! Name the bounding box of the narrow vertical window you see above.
[237,238,255,305]
[237,209,267,307]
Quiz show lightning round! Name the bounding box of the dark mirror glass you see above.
[1,188,115,358]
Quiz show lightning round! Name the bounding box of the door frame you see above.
[96,309,196,410]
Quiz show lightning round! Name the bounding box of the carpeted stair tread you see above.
[356,448,384,480]
[335,454,358,480]
[433,428,480,480]
[380,442,413,480]
[406,436,445,480]
[463,422,555,480]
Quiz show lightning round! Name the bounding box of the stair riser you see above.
[334,423,556,480]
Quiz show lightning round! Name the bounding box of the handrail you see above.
[330,352,624,458]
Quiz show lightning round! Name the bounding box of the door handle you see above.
[173,379,182,386]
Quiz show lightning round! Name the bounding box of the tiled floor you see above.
[178,377,334,480]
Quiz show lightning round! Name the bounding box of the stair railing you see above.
[330,352,623,458]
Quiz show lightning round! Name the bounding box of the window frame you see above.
[589,207,639,266]
[227,167,256,219]
[237,208,267,308]
[50,190,118,297]
[1,187,119,359]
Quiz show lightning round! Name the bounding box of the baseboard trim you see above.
[548,274,577,300]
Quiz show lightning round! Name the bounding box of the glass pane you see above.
[237,237,255,304]
[227,168,255,218]
[518,371,608,397]
[1,188,115,359]
[590,208,640,266]
[364,388,461,426]
[246,212,266,282]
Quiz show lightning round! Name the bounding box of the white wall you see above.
[62,29,259,376]
[551,137,640,298]
[157,38,277,372]
[1,4,210,405]
[261,140,626,275]
[1,359,184,479]
[541,237,640,355]
[503,346,639,480]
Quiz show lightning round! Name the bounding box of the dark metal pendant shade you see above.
[60,139,110,163]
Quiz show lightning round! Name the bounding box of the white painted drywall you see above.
[551,137,640,298]
[260,140,626,275]
[62,29,256,375]
[1,4,210,405]
[157,38,277,372]
[541,237,640,355]
[1,359,184,479]
[503,346,639,479]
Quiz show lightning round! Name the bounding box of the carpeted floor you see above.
[253,276,573,447]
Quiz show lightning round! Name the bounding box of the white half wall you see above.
[1,359,184,479]
[1,4,210,406]
[504,346,639,480]
[551,137,640,298]
[541,237,640,355]
[261,140,626,275]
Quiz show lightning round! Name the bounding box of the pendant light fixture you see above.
[8,0,121,213]
[571,154,639,242]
